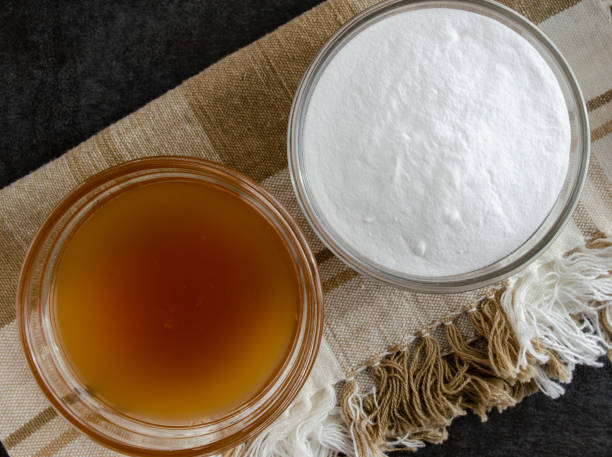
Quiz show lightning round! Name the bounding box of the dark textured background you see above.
[1,1,611,456]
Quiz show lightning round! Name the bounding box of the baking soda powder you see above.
[302,8,570,276]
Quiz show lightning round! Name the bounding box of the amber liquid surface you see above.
[52,179,299,424]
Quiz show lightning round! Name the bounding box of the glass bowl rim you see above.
[17,156,324,456]
[287,0,590,293]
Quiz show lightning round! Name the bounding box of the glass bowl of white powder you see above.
[288,0,589,293]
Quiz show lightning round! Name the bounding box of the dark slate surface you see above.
[1,1,610,456]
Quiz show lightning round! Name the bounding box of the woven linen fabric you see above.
[1,0,612,456]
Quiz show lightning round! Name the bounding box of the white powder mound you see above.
[302,8,571,277]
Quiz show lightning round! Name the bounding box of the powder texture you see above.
[302,8,571,276]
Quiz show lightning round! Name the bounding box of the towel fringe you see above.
[338,232,612,455]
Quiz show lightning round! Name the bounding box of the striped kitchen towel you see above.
[1,0,611,456]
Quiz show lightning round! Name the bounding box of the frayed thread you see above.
[500,234,612,397]
[600,306,612,363]
[226,382,352,457]
[338,295,537,455]
[339,233,611,455]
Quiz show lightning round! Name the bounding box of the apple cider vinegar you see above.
[51,179,299,424]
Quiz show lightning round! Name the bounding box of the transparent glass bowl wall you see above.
[17,157,323,456]
[288,0,589,293]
